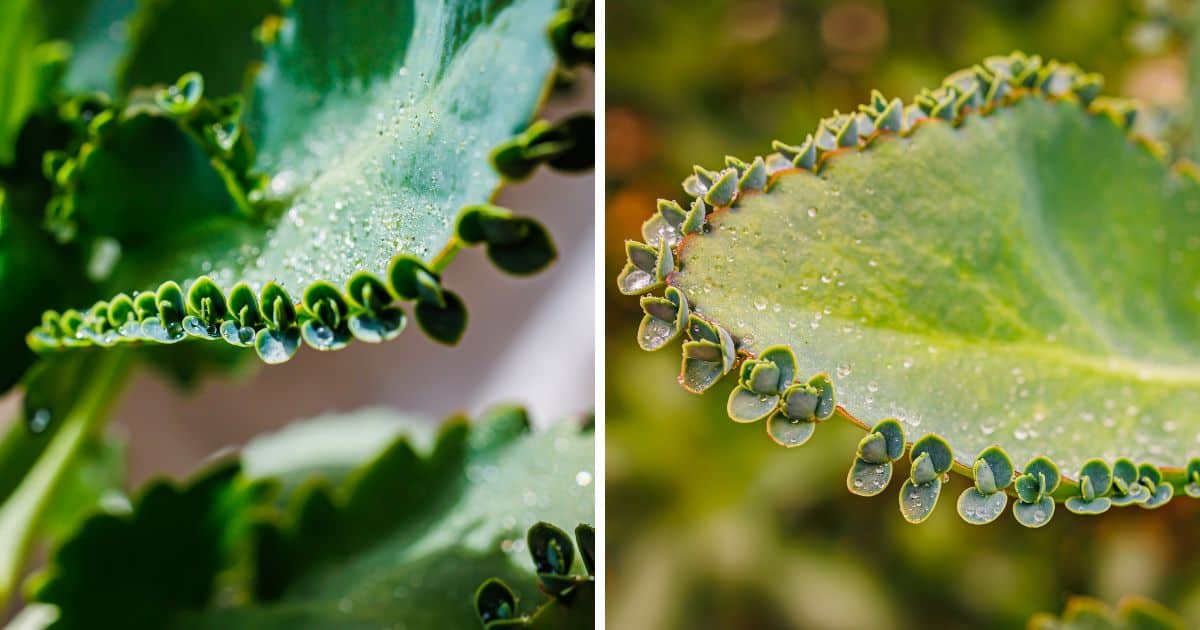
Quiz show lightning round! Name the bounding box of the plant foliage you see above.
[26,406,594,629]
[620,51,1200,527]
[4,0,593,386]
[0,0,595,620]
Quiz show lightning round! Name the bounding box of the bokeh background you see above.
[605,1,1200,628]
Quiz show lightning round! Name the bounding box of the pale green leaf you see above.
[672,92,1199,477]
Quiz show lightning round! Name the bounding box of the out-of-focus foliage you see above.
[30,407,595,629]
[606,1,1200,628]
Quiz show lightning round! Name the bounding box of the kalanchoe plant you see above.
[23,406,594,629]
[0,0,595,620]
[619,51,1200,527]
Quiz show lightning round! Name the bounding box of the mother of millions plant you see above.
[0,0,594,628]
[619,48,1200,538]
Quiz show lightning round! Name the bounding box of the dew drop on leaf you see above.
[27,409,52,434]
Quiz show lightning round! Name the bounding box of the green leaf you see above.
[118,0,279,97]
[29,0,571,362]
[1013,496,1054,529]
[726,386,776,423]
[0,0,62,164]
[51,0,137,94]
[765,412,816,448]
[235,0,557,290]
[955,487,1007,525]
[30,462,263,630]
[456,205,558,276]
[0,188,93,392]
[29,406,594,629]
[623,52,1200,524]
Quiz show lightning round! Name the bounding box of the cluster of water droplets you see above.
[163,0,558,297]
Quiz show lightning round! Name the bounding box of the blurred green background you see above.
[605,1,1200,628]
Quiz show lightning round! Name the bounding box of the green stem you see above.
[429,236,465,274]
[0,350,132,607]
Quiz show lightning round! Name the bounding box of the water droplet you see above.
[807,207,818,218]
[753,297,768,311]
[27,409,51,434]
[836,363,851,378]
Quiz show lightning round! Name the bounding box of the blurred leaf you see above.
[31,462,262,629]
[0,0,63,164]
[30,408,594,630]
[118,0,279,97]
[1028,596,1185,630]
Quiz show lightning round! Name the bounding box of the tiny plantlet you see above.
[620,51,1200,528]
[0,0,594,627]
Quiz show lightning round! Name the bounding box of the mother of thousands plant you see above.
[0,0,595,628]
[620,51,1200,529]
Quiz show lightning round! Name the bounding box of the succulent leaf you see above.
[31,406,594,629]
[621,52,1200,525]
[26,0,579,365]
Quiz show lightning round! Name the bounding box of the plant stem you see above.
[0,350,132,607]
[429,236,464,274]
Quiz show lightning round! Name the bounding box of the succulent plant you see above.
[0,0,595,623]
[619,51,1200,528]
[24,406,594,629]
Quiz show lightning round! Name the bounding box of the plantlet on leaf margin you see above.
[846,418,904,497]
[956,446,1014,525]
[1013,457,1060,528]
[722,345,835,447]
[475,522,596,629]
[898,435,953,524]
